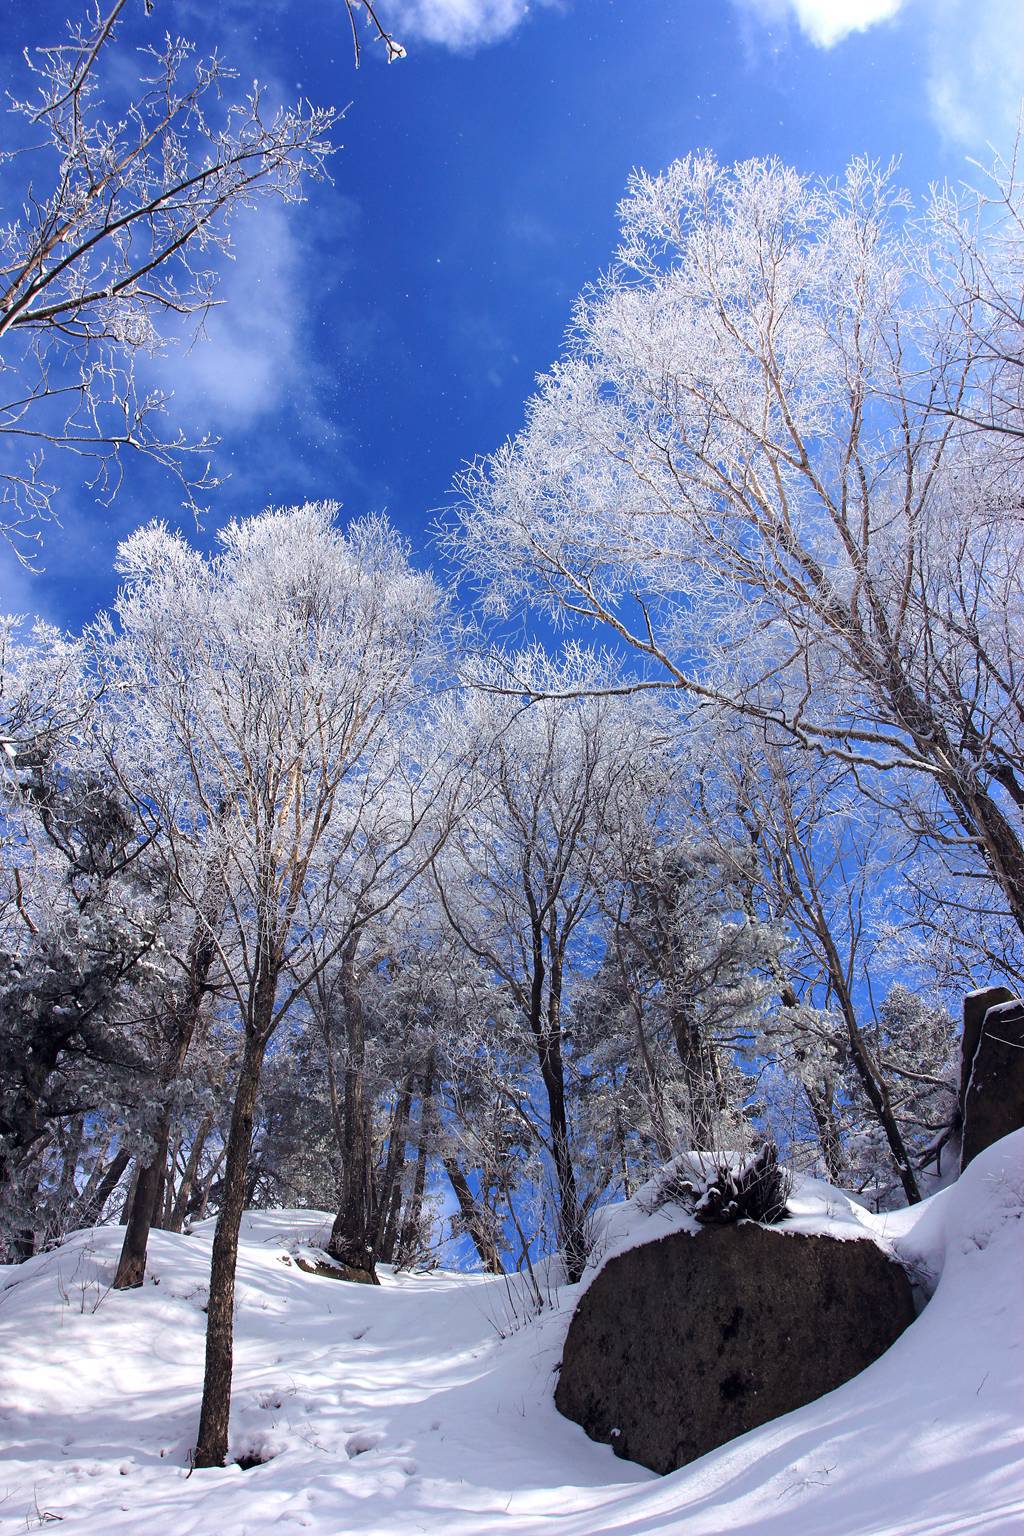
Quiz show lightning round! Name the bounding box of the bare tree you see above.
[92,503,444,1468]
[0,0,335,562]
[343,1,408,64]
[433,647,659,1282]
[451,153,1024,946]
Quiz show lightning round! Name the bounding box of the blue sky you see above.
[4,0,1023,625]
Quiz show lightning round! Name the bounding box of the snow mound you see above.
[0,1138,1021,1534]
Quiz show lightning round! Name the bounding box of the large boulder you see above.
[555,1223,916,1475]
[961,992,1024,1170]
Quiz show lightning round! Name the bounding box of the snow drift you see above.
[0,1130,1022,1535]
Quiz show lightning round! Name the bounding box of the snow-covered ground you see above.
[1,1132,1022,1536]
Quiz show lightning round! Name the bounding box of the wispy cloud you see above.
[736,0,1024,145]
[923,0,1024,146]
[736,0,903,47]
[387,0,562,51]
[151,196,356,433]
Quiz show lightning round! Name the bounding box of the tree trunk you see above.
[805,1079,844,1185]
[396,1051,436,1268]
[531,930,586,1283]
[72,1143,132,1230]
[634,1006,673,1162]
[443,1154,503,1273]
[113,914,219,1289]
[373,1073,414,1263]
[327,947,379,1282]
[167,1113,214,1234]
[113,1132,169,1289]
[827,967,920,1204]
[193,972,275,1471]
[672,1004,722,1151]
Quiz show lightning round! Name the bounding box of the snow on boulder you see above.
[554,1219,916,1475]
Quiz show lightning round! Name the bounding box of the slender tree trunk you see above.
[444,1154,503,1273]
[72,1143,132,1230]
[113,1135,168,1289]
[671,1004,721,1151]
[805,1079,844,1185]
[167,1113,214,1234]
[871,641,1024,940]
[373,1073,414,1262]
[633,1006,673,1163]
[162,1133,182,1227]
[120,1165,139,1225]
[821,950,921,1204]
[611,1092,633,1201]
[396,1051,435,1268]
[193,975,276,1470]
[51,1115,85,1239]
[531,933,586,1283]
[113,915,219,1289]
[327,946,379,1281]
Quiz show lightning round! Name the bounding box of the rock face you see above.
[961,990,1024,1170]
[555,1224,916,1475]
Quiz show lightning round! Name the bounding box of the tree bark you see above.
[113,913,219,1289]
[193,972,275,1470]
[166,1112,214,1234]
[671,1003,724,1151]
[443,1154,503,1273]
[72,1143,132,1230]
[529,926,587,1283]
[824,961,921,1205]
[327,946,379,1281]
[113,1137,168,1289]
[805,1079,844,1186]
[373,1073,414,1264]
[396,1051,435,1268]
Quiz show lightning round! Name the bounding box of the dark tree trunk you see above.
[193,966,276,1471]
[396,1051,436,1268]
[525,925,586,1283]
[113,1137,168,1289]
[373,1073,414,1264]
[808,927,921,1205]
[541,1042,586,1282]
[161,1133,182,1227]
[804,1077,844,1185]
[443,1154,503,1273]
[113,914,219,1290]
[166,1113,214,1234]
[672,1004,723,1151]
[327,947,379,1282]
[72,1143,132,1230]
[634,1007,673,1163]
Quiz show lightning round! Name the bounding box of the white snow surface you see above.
[1,1131,1022,1535]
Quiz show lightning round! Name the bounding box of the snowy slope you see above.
[1,1131,1022,1536]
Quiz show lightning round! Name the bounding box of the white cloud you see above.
[737,0,1024,146]
[156,202,308,430]
[924,0,1024,146]
[387,0,560,51]
[737,0,904,47]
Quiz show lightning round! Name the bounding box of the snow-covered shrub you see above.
[644,1141,791,1226]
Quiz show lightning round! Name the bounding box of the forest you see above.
[1,0,1023,1510]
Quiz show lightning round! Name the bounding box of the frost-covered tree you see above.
[433,649,664,1282]
[0,622,171,1255]
[0,1,335,560]
[592,825,781,1158]
[92,502,445,1468]
[451,153,1024,950]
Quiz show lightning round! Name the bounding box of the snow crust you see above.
[1,1133,1022,1534]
